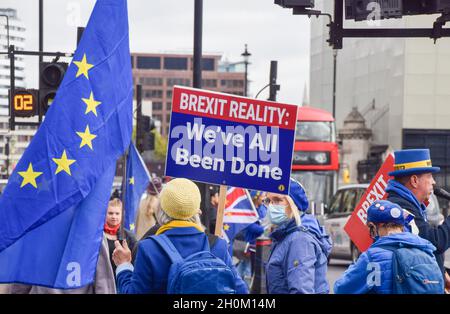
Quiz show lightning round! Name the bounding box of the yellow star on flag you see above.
[73,54,94,79]
[129,177,135,185]
[52,150,76,176]
[76,125,97,150]
[82,92,101,116]
[130,224,135,231]
[18,162,43,188]
[223,224,230,231]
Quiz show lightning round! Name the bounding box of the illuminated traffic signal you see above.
[39,61,68,114]
[11,89,39,117]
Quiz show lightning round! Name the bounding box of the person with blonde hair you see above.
[134,177,162,240]
[265,178,332,294]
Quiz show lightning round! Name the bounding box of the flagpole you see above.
[119,145,130,241]
[214,185,227,236]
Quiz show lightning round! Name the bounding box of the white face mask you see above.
[267,204,288,225]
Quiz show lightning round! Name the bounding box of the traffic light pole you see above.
[6,46,73,130]
[268,61,280,102]
[330,0,450,49]
[136,84,143,152]
[192,0,212,231]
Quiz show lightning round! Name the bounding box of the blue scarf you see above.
[385,180,427,219]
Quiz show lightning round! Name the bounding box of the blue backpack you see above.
[379,244,444,294]
[151,234,237,294]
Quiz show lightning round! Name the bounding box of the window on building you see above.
[152,102,163,111]
[201,79,217,88]
[166,102,172,110]
[166,114,171,123]
[131,56,134,68]
[144,90,163,98]
[167,90,172,99]
[167,78,190,87]
[202,58,215,71]
[137,56,161,69]
[164,57,188,70]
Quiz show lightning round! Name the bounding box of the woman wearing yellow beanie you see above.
[112,178,248,294]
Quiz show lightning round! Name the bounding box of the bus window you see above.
[295,121,333,142]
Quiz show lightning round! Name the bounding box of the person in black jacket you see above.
[385,149,450,289]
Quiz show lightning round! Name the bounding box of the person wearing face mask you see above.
[334,200,443,294]
[265,178,332,294]
[385,149,450,287]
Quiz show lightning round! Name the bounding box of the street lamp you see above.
[241,44,251,97]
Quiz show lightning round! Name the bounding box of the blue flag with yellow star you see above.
[0,0,132,289]
[124,143,150,232]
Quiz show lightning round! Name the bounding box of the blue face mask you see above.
[267,204,288,225]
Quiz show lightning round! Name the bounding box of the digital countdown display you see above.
[12,89,38,117]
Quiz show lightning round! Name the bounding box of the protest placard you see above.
[343,153,395,252]
[165,86,298,195]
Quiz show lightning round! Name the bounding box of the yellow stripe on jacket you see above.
[156,220,204,235]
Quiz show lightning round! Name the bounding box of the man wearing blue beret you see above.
[386,149,450,287]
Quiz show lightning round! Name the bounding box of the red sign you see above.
[343,153,395,252]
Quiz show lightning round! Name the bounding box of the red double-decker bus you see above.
[291,106,339,212]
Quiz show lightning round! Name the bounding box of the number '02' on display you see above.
[12,89,38,117]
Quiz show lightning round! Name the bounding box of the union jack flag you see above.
[222,187,259,244]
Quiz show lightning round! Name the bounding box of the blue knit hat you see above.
[389,149,440,177]
[288,178,309,212]
[367,200,406,225]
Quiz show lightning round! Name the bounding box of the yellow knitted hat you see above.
[160,178,201,220]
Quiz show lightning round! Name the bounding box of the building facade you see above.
[131,53,245,136]
[0,8,35,176]
[310,1,450,189]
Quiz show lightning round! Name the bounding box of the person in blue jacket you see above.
[334,200,440,294]
[265,178,332,294]
[111,178,248,294]
[385,149,450,286]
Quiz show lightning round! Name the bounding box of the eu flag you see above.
[0,0,132,289]
[123,143,150,232]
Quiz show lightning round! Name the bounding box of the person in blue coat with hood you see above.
[385,149,450,287]
[111,178,248,294]
[334,200,442,294]
[265,178,332,294]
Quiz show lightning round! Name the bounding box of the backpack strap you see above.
[150,234,184,264]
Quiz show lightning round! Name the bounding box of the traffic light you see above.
[345,0,450,21]
[39,61,68,114]
[136,115,156,152]
[274,0,314,8]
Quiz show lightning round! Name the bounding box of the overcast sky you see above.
[2,0,312,105]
